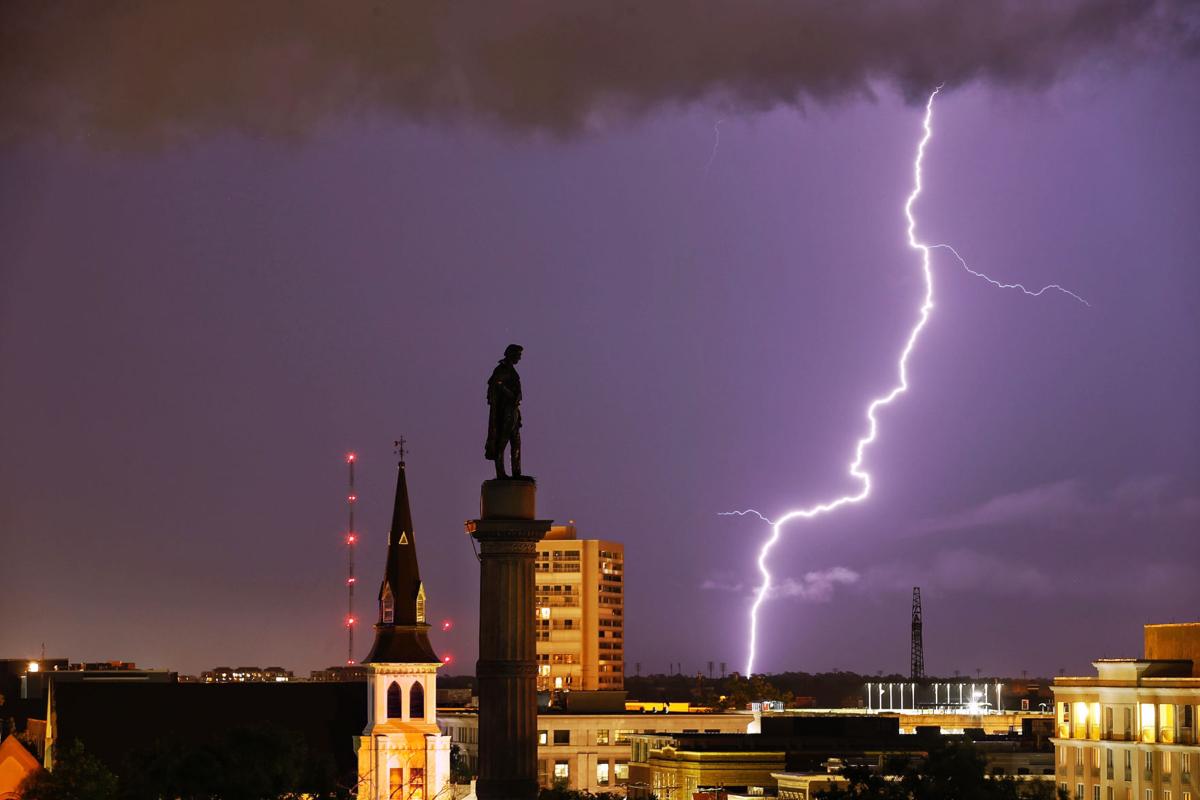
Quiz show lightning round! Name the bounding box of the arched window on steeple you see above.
[381,585,394,624]
[415,583,426,623]
[410,680,425,721]
[386,681,402,719]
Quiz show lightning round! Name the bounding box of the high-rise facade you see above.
[1052,623,1199,800]
[534,524,624,692]
[354,458,450,800]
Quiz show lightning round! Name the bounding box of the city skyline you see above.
[2,3,1198,679]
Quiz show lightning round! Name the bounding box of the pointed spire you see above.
[362,456,439,664]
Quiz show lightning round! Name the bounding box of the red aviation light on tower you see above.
[441,620,453,632]
[344,451,358,666]
[442,655,453,665]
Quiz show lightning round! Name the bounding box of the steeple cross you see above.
[394,437,407,465]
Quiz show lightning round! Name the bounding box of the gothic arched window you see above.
[386,681,402,719]
[410,680,425,720]
[381,585,394,624]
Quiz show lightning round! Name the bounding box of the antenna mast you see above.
[346,451,358,664]
[910,586,924,680]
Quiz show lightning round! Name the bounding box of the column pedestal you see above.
[467,479,552,800]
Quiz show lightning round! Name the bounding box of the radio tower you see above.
[345,451,358,664]
[910,586,924,680]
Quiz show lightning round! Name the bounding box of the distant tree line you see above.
[622,670,1055,710]
[623,670,899,709]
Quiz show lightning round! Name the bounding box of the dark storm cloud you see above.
[2,0,1197,144]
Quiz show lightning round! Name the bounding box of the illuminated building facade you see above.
[534,524,624,692]
[354,459,450,800]
[1052,623,1200,800]
[439,709,751,793]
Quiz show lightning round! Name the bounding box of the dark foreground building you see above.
[47,680,366,786]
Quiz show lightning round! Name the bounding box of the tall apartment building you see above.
[534,524,624,692]
[1052,622,1200,800]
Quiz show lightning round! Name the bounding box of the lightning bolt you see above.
[704,118,725,177]
[724,87,1089,676]
[932,243,1091,307]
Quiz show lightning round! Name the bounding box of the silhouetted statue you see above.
[485,344,524,479]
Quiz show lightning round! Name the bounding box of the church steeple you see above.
[362,456,439,664]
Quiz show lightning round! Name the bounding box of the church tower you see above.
[355,455,450,800]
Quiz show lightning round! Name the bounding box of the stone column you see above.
[467,479,552,800]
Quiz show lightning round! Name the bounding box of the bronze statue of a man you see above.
[485,344,524,479]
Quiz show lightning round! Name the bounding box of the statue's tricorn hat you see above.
[504,343,524,358]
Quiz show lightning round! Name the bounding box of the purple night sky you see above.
[1,3,1198,679]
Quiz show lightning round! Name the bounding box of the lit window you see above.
[1141,704,1157,742]
[614,762,629,782]
[596,729,610,745]
[538,730,548,745]
[597,762,610,786]
[553,761,569,780]
[381,586,394,624]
